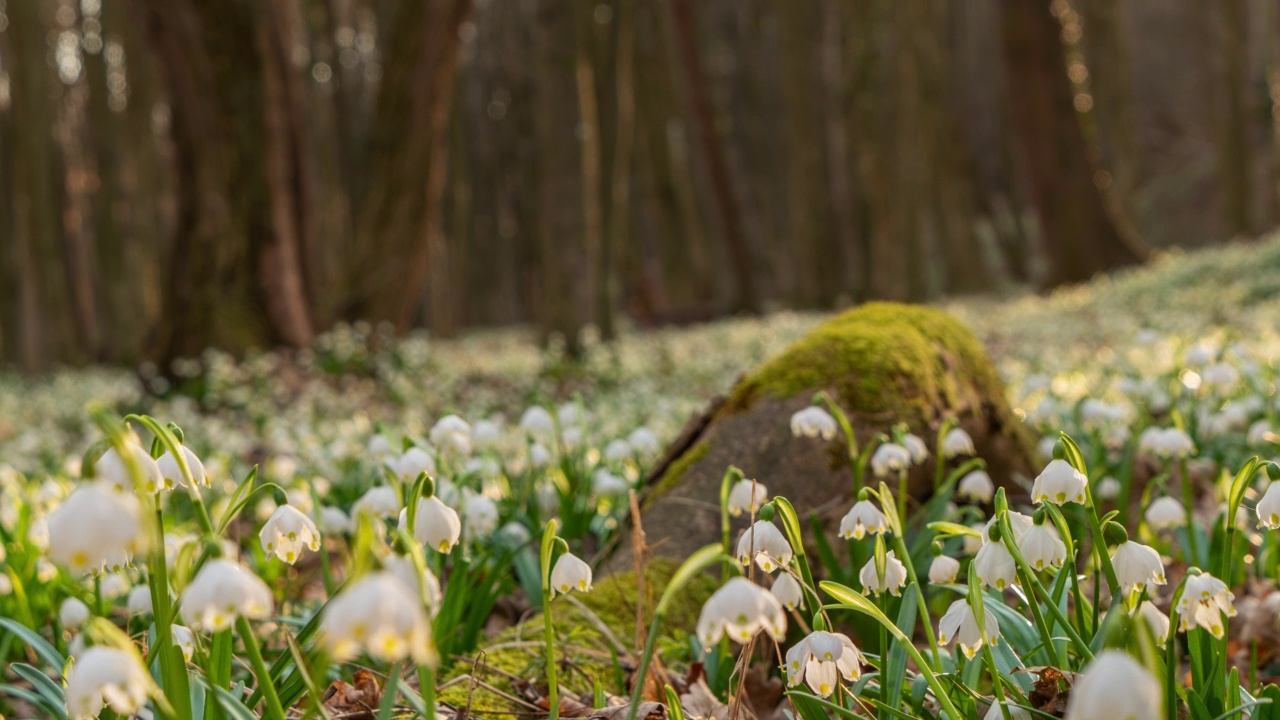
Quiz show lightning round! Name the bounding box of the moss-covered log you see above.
[631,302,1036,563]
[438,559,716,716]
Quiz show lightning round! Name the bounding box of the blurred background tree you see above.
[0,0,1276,370]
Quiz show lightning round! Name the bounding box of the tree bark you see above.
[603,0,637,339]
[1215,0,1253,237]
[666,0,760,314]
[1000,0,1147,286]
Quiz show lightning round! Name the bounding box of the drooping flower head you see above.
[47,481,148,576]
[937,598,999,659]
[784,631,864,697]
[259,503,322,564]
[727,479,769,518]
[399,496,462,554]
[319,572,435,664]
[550,552,594,596]
[429,415,473,457]
[696,577,787,646]
[65,647,152,720]
[957,470,995,503]
[1175,571,1236,638]
[790,407,838,440]
[838,499,888,540]
[735,520,794,573]
[1111,541,1167,595]
[1064,650,1161,720]
[859,550,907,596]
[870,443,911,477]
[157,444,209,489]
[94,443,165,494]
[942,428,975,458]
[180,559,274,632]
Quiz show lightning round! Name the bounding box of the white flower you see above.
[352,486,400,518]
[320,572,435,664]
[181,559,274,632]
[727,479,769,517]
[770,572,804,610]
[902,433,929,464]
[318,506,353,534]
[928,555,960,584]
[838,500,888,540]
[390,447,436,483]
[1185,343,1215,366]
[1258,481,1280,529]
[126,585,152,615]
[603,439,633,462]
[1176,572,1236,638]
[1031,459,1087,505]
[528,443,553,468]
[942,428,975,458]
[1111,541,1166,594]
[47,481,148,575]
[870,443,912,477]
[974,541,1018,591]
[259,503,322,564]
[937,598,999,659]
[784,631,864,697]
[65,646,151,720]
[1135,601,1170,644]
[696,577,787,646]
[859,550,907,596]
[1018,523,1065,571]
[157,444,208,489]
[1095,476,1121,500]
[171,624,195,662]
[736,521,794,573]
[982,511,1033,544]
[94,443,165,494]
[368,434,395,462]
[985,701,1031,720]
[1202,362,1239,389]
[628,427,661,455]
[591,468,630,496]
[0,574,13,596]
[99,573,129,599]
[964,525,985,555]
[1139,427,1195,459]
[1145,497,1186,530]
[957,470,994,503]
[499,521,532,545]
[790,406,838,440]
[400,496,462,553]
[1065,650,1161,720]
[1249,420,1274,446]
[60,597,91,628]
[462,492,499,537]
[429,415,473,457]
[519,406,556,435]
[551,552,593,596]
[383,554,443,615]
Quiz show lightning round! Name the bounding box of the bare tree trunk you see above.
[576,2,605,338]
[780,0,825,307]
[1215,0,1253,237]
[1079,0,1141,226]
[666,0,759,314]
[821,0,863,304]
[603,0,637,339]
[1001,0,1147,286]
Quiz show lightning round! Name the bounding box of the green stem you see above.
[204,629,233,720]
[1180,457,1200,567]
[418,665,436,720]
[376,662,401,720]
[543,587,559,720]
[896,469,907,530]
[818,391,861,495]
[888,534,941,667]
[997,516,1091,662]
[149,501,192,719]
[236,616,286,720]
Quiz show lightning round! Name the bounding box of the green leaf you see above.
[882,590,917,711]
[10,664,68,720]
[0,617,65,670]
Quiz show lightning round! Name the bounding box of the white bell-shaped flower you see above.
[519,406,556,435]
[696,577,787,646]
[47,481,148,576]
[352,485,401,519]
[1135,601,1170,644]
[390,447,436,483]
[770,572,804,610]
[462,492,500,538]
[181,559,274,632]
[790,406,838,440]
[784,631,864,697]
[982,511,1033,543]
[259,503,322,564]
[368,434,395,463]
[550,552,594,596]
[399,496,462,554]
[928,555,960,584]
[603,439,633,462]
[1018,522,1066,571]
[591,468,630,497]
[156,444,208,489]
[870,443,912,477]
[60,597,91,628]
[974,540,1018,591]
[727,479,769,517]
[735,520,794,573]
[1257,481,1280,529]
[1144,497,1186,530]
[1064,650,1161,720]
[95,443,165,494]
[1095,476,1121,500]
[1249,420,1273,446]
[126,585,153,615]
[1111,541,1166,594]
[957,470,995,503]
[65,646,152,719]
[902,433,929,464]
[859,550,907,596]
[383,554,443,615]
[838,499,888,540]
[937,598,999,659]
[1031,459,1087,506]
[528,442,553,468]
[171,624,195,662]
[430,415,473,457]
[1175,572,1236,638]
[942,428,975,458]
[628,427,661,455]
[320,571,434,664]
[318,506,354,534]
[99,573,129,600]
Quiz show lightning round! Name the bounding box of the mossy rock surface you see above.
[438,559,715,717]
[630,302,1035,564]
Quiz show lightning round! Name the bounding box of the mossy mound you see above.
[437,559,716,716]
[631,302,1035,564]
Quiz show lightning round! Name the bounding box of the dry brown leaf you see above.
[321,668,382,719]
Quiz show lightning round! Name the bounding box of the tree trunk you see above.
[1079,0,1141,228]
[603,0,637,339]
[575,1,605,338]
[666,0,760,314]
[1215,0,1253,237]
[1000,0,1146,286]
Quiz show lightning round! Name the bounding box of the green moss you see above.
[723,302,1003,424]
[437,559,716,716]
[645,439,710,507]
